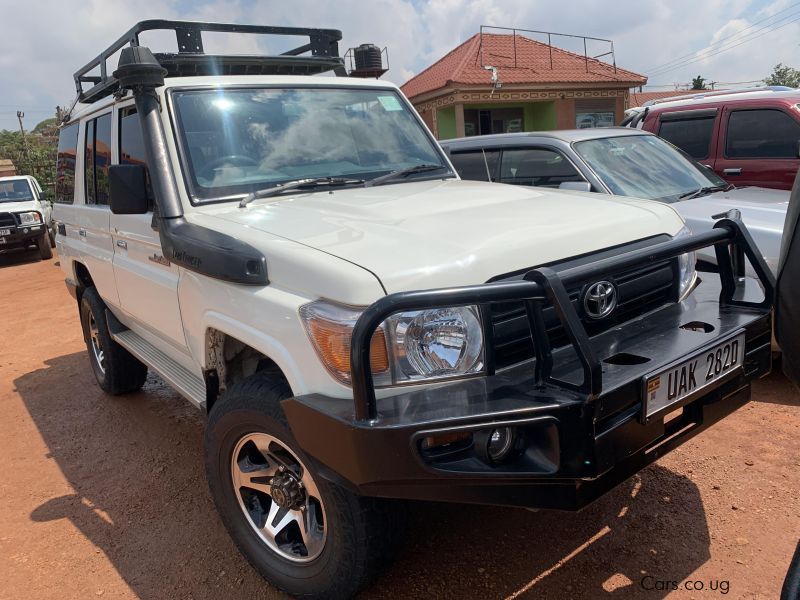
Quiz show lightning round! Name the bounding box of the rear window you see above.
[725,109,800,158]
[55,122,79,204]
[659,116,715,160]
[449,149,499,182]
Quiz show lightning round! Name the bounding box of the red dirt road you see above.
[1,249,799,599]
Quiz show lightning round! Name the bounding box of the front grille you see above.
[490,255,676,370]
[0,212,16,227]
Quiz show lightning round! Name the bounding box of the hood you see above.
[675,186,788,274]
[679,186,788,229]
[203,179,684,293]
[0,200,38,214]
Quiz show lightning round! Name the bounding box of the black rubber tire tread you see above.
[205,370,402,600]
[79,287,148,395]
[36,232,53,259]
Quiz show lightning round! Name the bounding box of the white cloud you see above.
[0,0,797,130]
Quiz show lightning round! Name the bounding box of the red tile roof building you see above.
[401,33,647,139]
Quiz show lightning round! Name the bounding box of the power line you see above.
[648,15,800,77]
[644,2,800,74]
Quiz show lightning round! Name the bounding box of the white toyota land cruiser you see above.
[0,174,54,259]
[55,21,775,599]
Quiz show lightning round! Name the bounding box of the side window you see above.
[658,116,715,160]
[83,113,112,205]
[498,148,583,187]
[55,122,79,204]
[449,149,499,182]
[119,107,153,210]
[84,120,95,204]
[726,109,800,158]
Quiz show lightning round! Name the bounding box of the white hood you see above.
[0,200,38,214]
[201,179,684,293]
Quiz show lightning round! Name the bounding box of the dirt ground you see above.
[0,248,798,600]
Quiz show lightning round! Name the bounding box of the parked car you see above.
[0,174,54,259]
[55,20,775,600]
[442,128,787,275]
[622,87,800,190]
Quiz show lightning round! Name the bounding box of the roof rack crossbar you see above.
[641,85,797,107]
[73,19,344,104]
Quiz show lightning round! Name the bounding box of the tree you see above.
[764,63,800,87]
[691,75,707,90]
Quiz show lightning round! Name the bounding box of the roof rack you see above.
[641,85,796,107]
[73,20,345,105]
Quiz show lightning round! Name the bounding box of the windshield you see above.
[0,179,34,202]
[171,87,449,201]
[573,135,729,202]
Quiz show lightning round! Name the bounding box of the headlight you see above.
[299,301,485,387]
[17,211,42,225]
[675,225,698,301]
[382,306,485,385]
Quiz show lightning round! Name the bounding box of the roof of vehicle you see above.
[636,88,800,113]
[68,74,401,122]
[440,127,653,147]
[0,175,34,182]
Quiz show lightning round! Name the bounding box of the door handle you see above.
[78,229,86,237]
[116,240,127,249]
[723,168,742,175]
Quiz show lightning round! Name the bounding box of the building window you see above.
[575,99,616,129]
[464,107,524,136]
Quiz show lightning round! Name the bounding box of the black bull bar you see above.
[349,217,775,422]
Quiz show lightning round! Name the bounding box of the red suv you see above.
[628,88,800,190]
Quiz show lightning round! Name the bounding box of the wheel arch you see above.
[72,261,95,304]
[202,318,300,412]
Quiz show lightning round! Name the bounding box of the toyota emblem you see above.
[583,281,617,319]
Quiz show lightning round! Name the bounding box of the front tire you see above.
[36,232,53,259]
[205,372,400,599]
[79,287,147,394]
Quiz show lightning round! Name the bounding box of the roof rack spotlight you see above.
[72,20,347,106]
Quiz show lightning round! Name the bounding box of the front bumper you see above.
[0,223,46,250]
[283,219,775,511]
[284,275,771,510]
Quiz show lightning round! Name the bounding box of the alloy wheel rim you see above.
[88,312,105,374]
[231,432,326,562]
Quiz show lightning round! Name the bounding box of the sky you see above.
[0,0,798,131]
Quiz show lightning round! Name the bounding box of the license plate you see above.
[0,228,10,236]
[643,332,746,420]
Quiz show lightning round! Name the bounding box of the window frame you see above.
[496,145,588,188]
[723,107,800,160]
[55,121,80,205]
[82,110,113,206]
[657,114,717,161]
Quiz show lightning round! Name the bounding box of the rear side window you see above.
[449,149,499,182]
[498,148,583,187]
[659,116,715,159]
[84,113,112,205]
[726,109,800,158]
[55,122,79,204]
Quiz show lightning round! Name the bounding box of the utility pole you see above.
[16,111,27,159]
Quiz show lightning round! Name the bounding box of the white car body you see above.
[0,174,51,225]
[55,75,685,402]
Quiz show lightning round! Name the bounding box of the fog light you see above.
[475,427,518,465]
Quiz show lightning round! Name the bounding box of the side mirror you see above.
[109,164,148,214]
[558,181,592,193]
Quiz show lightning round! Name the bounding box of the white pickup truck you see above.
[0,174,53,259]
[54,20,776,600]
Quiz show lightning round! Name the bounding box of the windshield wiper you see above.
[239,177,365,208]
[364,164,450,188]
[678,184,732,200]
